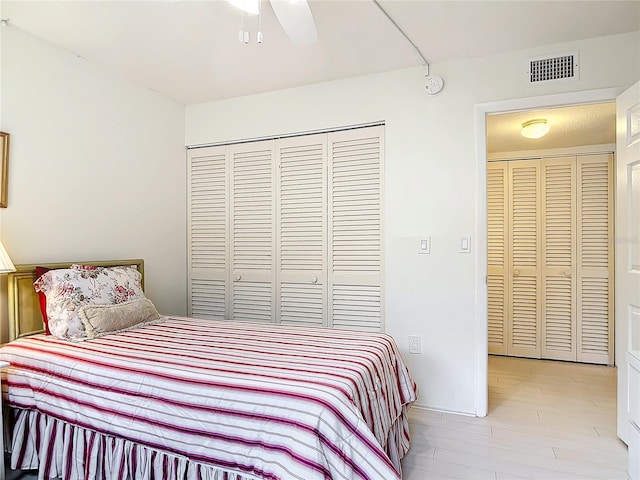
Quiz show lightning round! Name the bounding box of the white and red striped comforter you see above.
[0,317,418,480]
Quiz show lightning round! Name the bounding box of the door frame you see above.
[473,87,624,417]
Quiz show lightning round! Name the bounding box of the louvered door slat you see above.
[577,154,613,364]
[511,277,539,348]
[232,282,273,323]
[230,141,276,322]
[488,276,506,349]
[332,284,381,331]
[544,276,573,351]
[329,127,384,331]
[190,279,226,320]
[508,160,541,358]
[511,164,538,267]
[277,135,327,327]
[487,162,508,354]
[581,277,610,353]
[580,161,611,270]
[232,149,274,270]
[280,283,324,326]
[188,146,228,318]
[541,157,576,361]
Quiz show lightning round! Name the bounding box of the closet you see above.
[187,125,384,331]
[488,152,614,365]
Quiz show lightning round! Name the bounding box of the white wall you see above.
[186,32,640,414]
[0,26,187,342]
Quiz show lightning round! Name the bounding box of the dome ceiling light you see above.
[521,119,550,139]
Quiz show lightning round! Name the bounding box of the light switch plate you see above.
[418,237,431,254]
[460,236,471,253]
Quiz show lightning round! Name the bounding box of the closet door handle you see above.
[564,270,572,277]
[311,276,318,284]
[234,274,242,282]
[513,270,520,277]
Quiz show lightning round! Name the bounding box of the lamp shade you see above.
[521,119,550,139]
[0,240,16,273]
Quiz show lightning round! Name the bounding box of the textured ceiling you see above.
[486,103,616,154]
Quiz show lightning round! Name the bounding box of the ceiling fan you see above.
[227,0,317,46]
[228,0,444,94]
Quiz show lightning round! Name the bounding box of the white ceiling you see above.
[2,0,639,105]
[0,0,637,151]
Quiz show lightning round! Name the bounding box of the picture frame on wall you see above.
[0,132,8,208]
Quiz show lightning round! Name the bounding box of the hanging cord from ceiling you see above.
[371,0,444,94]
[371,0,429,73]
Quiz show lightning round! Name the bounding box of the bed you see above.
[0,260,418,480]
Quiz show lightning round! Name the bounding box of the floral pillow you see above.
[33,265,145,341]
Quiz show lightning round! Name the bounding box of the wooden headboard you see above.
[6,259,144,342]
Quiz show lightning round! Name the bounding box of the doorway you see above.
[486,104,615,365]
[473,87,625,417]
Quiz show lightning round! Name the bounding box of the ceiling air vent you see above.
[526,51,579,84]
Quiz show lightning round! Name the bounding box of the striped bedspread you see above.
[0,317,418,480]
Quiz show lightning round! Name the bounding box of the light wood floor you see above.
[402,355,628,480]
[6,355,628,479]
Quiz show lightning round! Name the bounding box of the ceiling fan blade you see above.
[269,0,317,46]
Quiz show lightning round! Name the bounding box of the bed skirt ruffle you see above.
[7,407,411,479]
[7,408,261,480]
[385,407,411,471]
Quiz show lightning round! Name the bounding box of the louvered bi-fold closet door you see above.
[541,157,576,361]
[508,160,541,358]
[229,141,277,323]
[276,134,327,327]
[328,127,384,331]
[577,154,614,364]
[487,162,509,354]
[188,145,228,319]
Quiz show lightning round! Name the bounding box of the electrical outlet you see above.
[408,335,421,354]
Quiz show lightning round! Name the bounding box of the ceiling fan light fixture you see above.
[521,119,550,139]
[270,0,317,46]
[227,0,260,15]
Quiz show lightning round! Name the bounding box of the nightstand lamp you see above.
[0,240,15,274]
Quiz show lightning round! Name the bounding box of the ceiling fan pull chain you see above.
[257,0,263,44]
[238,11,250,44]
